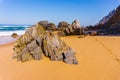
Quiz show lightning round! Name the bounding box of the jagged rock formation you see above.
[72,20,81,29]
[13,22,78,64]
[58,20,83,36]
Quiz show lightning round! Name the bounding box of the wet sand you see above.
[0,36,120,80]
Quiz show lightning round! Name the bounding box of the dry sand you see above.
[0,36,120,80]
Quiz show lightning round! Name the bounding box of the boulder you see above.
[58,21,69,29]
[13,22,78,64]
[39,21,56,30]
[39,21,48,28]
[47,23,56,30]
[11,33,18,38]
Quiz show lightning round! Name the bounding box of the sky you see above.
[0,0,119,26]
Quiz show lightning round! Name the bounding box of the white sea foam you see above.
[0,30,25,36]
[0,24,29,45]
[0,30,26,45]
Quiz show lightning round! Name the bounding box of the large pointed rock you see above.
[72,20,81,29]
[13,22,78,64]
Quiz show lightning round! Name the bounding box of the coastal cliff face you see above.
[13,22,78,64]
[95,5,120,34]
[103,6,120,28]
[98,9,116,25]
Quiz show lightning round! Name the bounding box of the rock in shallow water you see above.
[13,22,78,64]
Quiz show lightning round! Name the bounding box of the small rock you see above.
[11,33,18,38]
[78,35,85,38]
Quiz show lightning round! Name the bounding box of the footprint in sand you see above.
[114,57,120,62]
[94,37,120,63]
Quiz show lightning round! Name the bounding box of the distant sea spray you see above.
[0,24,31,36]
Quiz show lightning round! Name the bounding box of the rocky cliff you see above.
[98,9,116,25]
[104,6,120,28]
[94,5,120,34]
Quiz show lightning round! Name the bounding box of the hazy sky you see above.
[0,0,119,25]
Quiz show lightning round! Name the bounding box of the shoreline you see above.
[0,41,15,47]
[0,35,17,45]
[0,35,120,46]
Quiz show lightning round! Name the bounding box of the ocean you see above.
[0,24,31,45]
[0,24,30,36]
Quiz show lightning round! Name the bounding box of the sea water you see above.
[0,24,30,45]
[0,24,30,36]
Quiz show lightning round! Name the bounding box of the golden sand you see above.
[0,36,120,80]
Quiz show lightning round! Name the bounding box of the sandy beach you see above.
[0,36,120,80]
